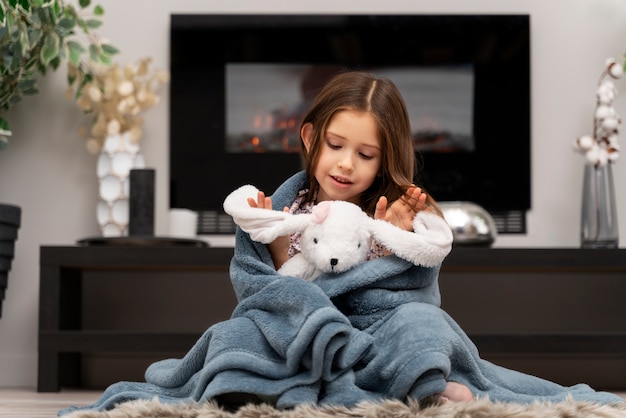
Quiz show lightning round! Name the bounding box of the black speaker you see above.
[129,168,155,236]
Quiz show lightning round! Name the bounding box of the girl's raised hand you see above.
[247,191,290,213]
[374,186,429,231]
[247,191,273,210]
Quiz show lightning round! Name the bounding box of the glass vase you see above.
[580,163,619,248]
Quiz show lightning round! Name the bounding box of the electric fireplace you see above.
[169,14,531,234]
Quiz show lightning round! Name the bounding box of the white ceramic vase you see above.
[96,132,145,237]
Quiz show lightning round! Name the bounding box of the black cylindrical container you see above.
[129,168,155,236]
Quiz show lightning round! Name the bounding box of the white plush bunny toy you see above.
[224,185,453,281]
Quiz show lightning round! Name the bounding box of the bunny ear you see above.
[367,212,453,267]
[223,185,311,243]
[311,201,331,224]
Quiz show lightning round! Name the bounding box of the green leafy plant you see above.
[0,0,118,149]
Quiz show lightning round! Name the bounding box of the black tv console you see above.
[38,246,626,392]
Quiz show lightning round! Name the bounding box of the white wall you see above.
[0,0,625,389]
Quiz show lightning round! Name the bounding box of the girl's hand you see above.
[247,191,290,213]
[374,186,429,231]
[247,191,273,210]
[246,191,290,269]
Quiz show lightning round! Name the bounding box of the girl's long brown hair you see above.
[299,70,440,216]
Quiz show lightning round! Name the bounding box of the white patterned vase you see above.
[96,133,145,237]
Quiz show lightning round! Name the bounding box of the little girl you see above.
[60,71,623,416]
[247,70,473,404]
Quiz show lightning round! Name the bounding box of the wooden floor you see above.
[0,389,101,418]
[1,388,625,417]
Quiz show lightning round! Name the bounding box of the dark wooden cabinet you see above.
[439,248,626,355]
[38,246,626,392]
[38,245,235,392]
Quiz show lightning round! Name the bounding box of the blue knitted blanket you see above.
[59,171,623,415]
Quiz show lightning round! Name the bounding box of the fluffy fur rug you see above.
[64,398,626,418]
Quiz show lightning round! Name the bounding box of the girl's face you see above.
[302,110,382,205]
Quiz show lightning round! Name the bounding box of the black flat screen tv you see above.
[169,14,531,234]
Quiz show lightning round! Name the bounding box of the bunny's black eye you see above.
[357,242,361,248]
[313,238,318,244]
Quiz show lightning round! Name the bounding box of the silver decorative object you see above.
[439,201,497,246]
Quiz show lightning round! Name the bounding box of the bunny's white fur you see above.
[224,185,453,281]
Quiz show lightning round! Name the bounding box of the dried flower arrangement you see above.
[574,58,623,166]
[67,57,169,154]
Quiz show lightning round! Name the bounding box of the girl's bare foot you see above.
[439,381,474,403]
[418,381,474,408]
